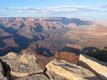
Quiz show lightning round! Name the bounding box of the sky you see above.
[0,0,107,20]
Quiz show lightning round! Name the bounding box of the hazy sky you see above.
[0,0,107,20]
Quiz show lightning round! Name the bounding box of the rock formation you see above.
[0,52,43,78]
[79,54,107,80]
[46,59,99,80]
[0,52,106,80]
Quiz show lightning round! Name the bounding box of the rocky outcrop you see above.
[79,54,107,80]
[0,52,106,80]
[55,51,79,64]
[55,44,81,64]
[0,52,50,80]
[46,59,99,80]
[0,52,43,78]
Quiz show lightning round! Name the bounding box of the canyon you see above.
[0,17,107,80]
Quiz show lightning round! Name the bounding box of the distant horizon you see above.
[0,16,107,21]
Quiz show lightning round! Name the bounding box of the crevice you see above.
[12,72,44,79]
[43,68,50,80]
[0,59,11,80]
[12,69,50,80]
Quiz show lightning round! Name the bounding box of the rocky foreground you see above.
[0,52,107,80]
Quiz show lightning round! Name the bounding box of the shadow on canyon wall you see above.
[0,25,40,56]
[82,47,107,65]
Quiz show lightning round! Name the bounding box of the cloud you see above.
[1,5,107,18]
[100,3,107,8]
[4,6,107,14]
[5,7,77,13]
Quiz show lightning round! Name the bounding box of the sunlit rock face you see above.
[46,59,100,80]
[79,54,107,80]
[0,52,43,77]
[0,51,106,80]
[55,44,81,64]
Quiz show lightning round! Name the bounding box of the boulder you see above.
[1,52,43,77]
[46,59,100,80]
